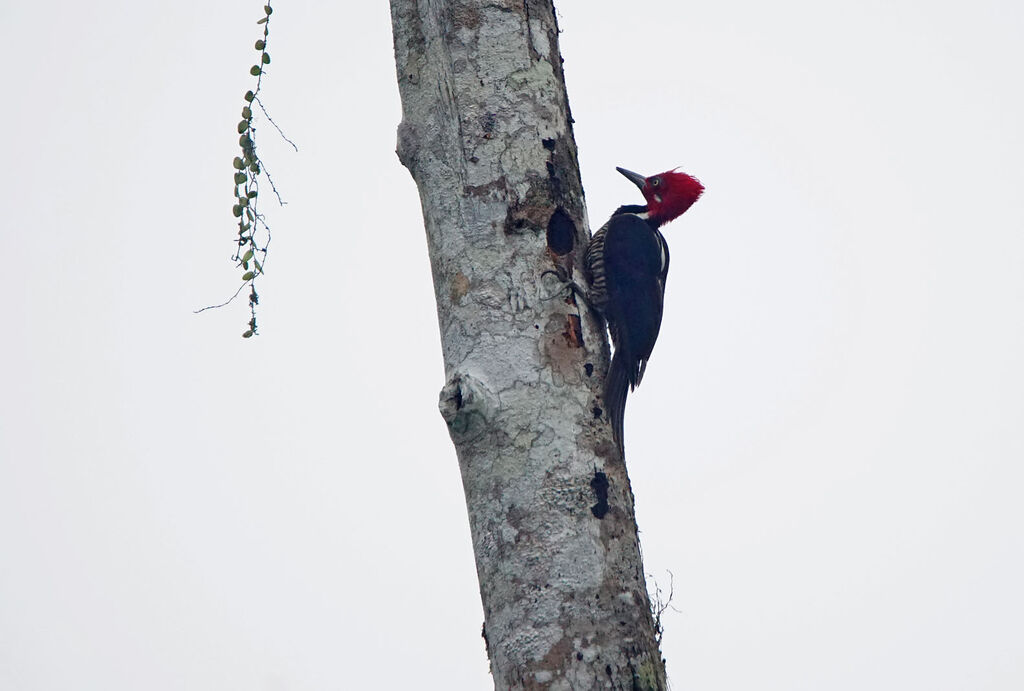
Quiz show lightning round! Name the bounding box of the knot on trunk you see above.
[439,372,497,439]
[396,120,420,172]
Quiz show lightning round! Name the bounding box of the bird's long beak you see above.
[616,166,647,190]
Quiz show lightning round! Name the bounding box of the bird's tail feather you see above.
[605,350,630,457]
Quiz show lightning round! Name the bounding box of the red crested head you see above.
[617,166,704,226]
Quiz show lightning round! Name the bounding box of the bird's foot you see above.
[540,267,575,300]
[540,268,594,310]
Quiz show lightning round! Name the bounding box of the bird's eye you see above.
[650,177,661,187]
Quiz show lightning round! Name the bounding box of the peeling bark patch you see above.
[542,137,556,151]
[506,174,557,235]
[562,313,583,349]
[584,362,594,377]
[590,471,610,519]
[451,3,481,29]
[592,405,603,420]
[505,203,552,235]
[450,271,470,304]
[536,635,575,684]
[466,177,506,199]
[545,206,575,255]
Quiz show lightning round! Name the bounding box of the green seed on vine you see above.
[242,271,255,281]
[255,40,265,50]
[250,65,261,76]
[232,204,243,217]
[244,90,255,102]
[262,53,271,64]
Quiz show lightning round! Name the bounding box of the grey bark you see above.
[389,1,666,688]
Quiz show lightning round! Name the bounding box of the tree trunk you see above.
[389,1,666,688]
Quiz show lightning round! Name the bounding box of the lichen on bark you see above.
[390,1,667,688]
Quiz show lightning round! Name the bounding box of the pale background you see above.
[2,1,1022,689]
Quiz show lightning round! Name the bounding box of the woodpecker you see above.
[583,166,704,454]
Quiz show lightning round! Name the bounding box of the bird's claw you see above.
[540,268,574,301]
[540,268,597,311]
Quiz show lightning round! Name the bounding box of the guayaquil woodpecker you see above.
[550,166,704,455]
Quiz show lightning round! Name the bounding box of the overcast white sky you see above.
[2,1,1023,689]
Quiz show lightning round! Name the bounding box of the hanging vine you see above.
[197,2,296,337]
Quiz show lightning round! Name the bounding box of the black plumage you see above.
[585,208,669,454]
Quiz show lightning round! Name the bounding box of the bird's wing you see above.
[601,214,667,387]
